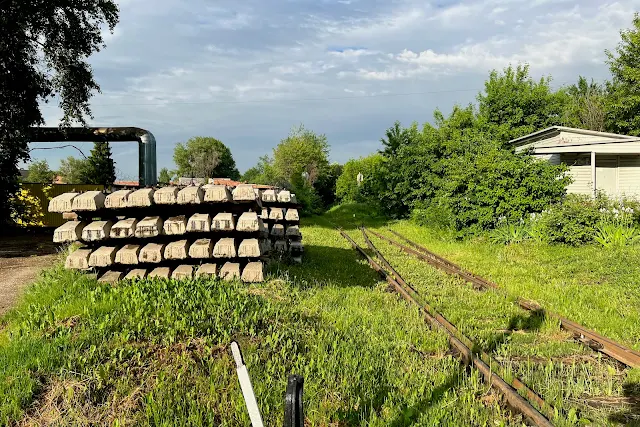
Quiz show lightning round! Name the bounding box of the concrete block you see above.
[105,190,133,209]
[139,243,165,263]
[204,185,232,202]
[290,194,297,204]
[124,269,147,280]
[195,263,218,279]
[98,270,124,283]
[81,221,112,242]
[148,267,171,279]
[213,238,237,258]
[72,191,106,211]
[164,216,187,235]
[115,244,141,265]
[171,265,194,280]
[64,248,92,270]
[135,216,163,238]
[189,238,213,258]
[285,209,299,222]
[285,225,302,239]
[289,241,304,256]
[236,212,261,232]
[177,185,204,204]
[212,212,235,231]
[219,262,241,281]
[153,186,179,205]
[238,239,262,257]
[232,184,256,201]
[48,192,78,213]
[269,208,286,221]
[164,240,190,260]
[259,208,269,220]
[261,189,278,202]
[277,190,291,203]
[127,188,155,207]
[187,213,211,232]
[54,221,85,243]
[89,246,118,267]
[273,240,288,253]
[270,224,285,238]
[111,218,138,238]
[242,262,265,283]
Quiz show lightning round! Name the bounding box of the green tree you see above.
[272,125,330,187]
[336,154,384,203]
[477,64,570,144]
[1,0,119,225]
[84,142,115,185]
[26,160,55,183]
[605,13,640,135]
[173,137,240,180]
[315,163,343,208]
[563,76,606,131]
[57,156,90,184]
[241,155,279,185]
[158,168,174,185]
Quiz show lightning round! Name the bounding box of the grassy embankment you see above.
[1,203,638,425]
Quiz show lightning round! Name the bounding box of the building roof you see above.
[508,126,635,146]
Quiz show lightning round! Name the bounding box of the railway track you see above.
[366,228,640,369]
[337,228,555,426]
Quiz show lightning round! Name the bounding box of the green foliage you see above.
[593,204,640,248]
[335,154,384,204]
[173,137,240,180]
[314,163,342,209]
[605,13,640,135]
[562,76,606,131]
[84,142,116,185]
[477,64,570,144]
[25,160,55,183]
[57,156,90,184]
[9,185,50,227]
[157,168,174,185]
[489,221,529,245]
[531,195,605,246]
[0,0,119,225]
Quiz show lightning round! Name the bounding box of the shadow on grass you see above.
[483,309,546,354]
[608,382,640,425]
[271,245,383,289]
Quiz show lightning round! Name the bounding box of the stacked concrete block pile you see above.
[48,184,275,283]
[259,188,304,263]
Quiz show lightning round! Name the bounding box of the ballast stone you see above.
[111,218,138,238]
[48,192,78,213]
[89,246,118,267]
[135,216,163,238]
[242,262,264,283]
[72,191,106,211]
[164,240,189,260]
[105,190,133,209]
[115,245,141,265]
[54,221,85,243]
[164,216,187,235]
[219,262,241,281]
[153,186,179,205]
[65,249,92,270]
[127,188,154,207]
[212,212,235,231]
[81,221,112,242]
[177,185,204,204]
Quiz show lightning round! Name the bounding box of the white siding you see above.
[561,154,592,195]
[533,154,561,165]
[618,155,640,199]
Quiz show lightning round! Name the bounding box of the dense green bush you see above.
[335,154,384,204]
[531,195,603,245]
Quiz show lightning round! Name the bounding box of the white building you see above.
[510,126,640,198]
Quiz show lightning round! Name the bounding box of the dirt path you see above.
[0,232,59,315]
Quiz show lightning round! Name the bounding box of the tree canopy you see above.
[25,160,56,183]
[1,0,119,224]
[57,156,90,184]
[84,142,116,185]
[158,168,174,185]
[173,137,240,180]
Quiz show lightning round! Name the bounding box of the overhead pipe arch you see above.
[29,127,157,186]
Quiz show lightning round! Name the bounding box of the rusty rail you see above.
[369,228,640,369]
[337,228,554,427]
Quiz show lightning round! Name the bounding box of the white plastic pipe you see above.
[231,341,264,427]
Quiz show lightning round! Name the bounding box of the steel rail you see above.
[369,228,640,369]
[359,228,558,422]
[337,228,554,427]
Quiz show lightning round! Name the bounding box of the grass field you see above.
[0,204,638,425]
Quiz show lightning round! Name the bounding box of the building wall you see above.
[21,183,105,227]
[618,155,640,199]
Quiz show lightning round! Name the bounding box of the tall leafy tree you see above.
[563,76,606,131]
[477,64,570,144]
[57,156,90,184]
[605,13,640,135]
[272,125,330,188]
[0,0,119,225]
[173,137,240,180]
[158,168,174,185]
[26,160,56,183]
[85,142,115,185]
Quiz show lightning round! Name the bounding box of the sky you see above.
[30,0,640,181]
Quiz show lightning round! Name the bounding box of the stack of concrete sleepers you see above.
[259,187,303,263]
[48,184,270,283]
